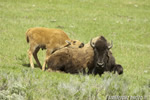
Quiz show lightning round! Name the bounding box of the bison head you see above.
[90,36,112,68]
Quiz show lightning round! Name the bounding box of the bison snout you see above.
[97,62,104,67]
[79,43,84,48]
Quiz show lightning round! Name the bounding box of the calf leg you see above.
[28,43,38,69]
[28,49,34,69]
[42,49,52,71]
[33,47,42,69]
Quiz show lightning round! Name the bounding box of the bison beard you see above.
[90,51,123,76]
[47,36,123,76]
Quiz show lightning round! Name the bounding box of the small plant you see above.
[101,73,129,96]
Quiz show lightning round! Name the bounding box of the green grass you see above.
[0,0,150,99]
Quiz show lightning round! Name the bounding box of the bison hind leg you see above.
[47,57,67,72]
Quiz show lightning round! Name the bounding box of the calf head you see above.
[66,40,84,48]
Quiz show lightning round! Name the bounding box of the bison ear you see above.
[65,40,71,45]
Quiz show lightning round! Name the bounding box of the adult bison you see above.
[89,36,123,75]
[47,36,123,76]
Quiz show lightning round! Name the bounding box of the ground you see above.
[0,0,149,100]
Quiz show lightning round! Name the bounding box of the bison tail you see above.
[26,36,29,43]
[25,29,30,43]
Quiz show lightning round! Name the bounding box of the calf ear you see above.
[65,40,71,46]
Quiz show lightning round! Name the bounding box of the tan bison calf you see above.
[26,27,84,70]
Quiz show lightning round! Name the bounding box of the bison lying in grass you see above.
[47,36,123,76]
[26,27,84,70]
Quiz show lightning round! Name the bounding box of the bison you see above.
[89,44,123,75]
[26,27,84,70]
[47,36,123,76]
[89,36,123,75]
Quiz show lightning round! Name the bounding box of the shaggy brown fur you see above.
[89,36,123,75]
[47,42,93,73]
[47,36,123,75]
[90,49,123,75]
[26,27,84,70]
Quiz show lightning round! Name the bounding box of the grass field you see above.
[0,0,150,99]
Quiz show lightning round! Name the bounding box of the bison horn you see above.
[90,38,95,48]
[108,40,113,49]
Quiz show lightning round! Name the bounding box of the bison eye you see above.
[73,41,76,44]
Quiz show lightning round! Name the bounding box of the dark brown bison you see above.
[89,36,123,75]
[89,48,123,75]
[47,36,123,76]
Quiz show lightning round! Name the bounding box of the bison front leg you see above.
[33,47,42,69]
[42,49,52,71]
[28,49,34,69]
[28,42,39,69]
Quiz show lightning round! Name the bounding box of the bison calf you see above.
[26,27,84,70]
